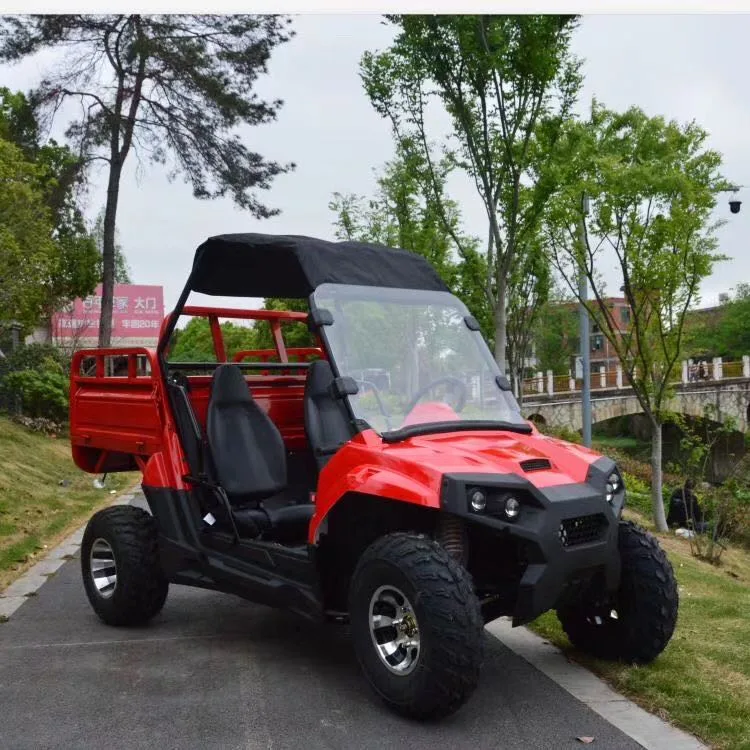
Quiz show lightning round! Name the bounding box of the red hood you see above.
[376,429,602,488]
[311,426,605,542]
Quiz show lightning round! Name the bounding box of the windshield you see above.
[312,284,527,434]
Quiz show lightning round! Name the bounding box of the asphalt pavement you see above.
[0,548,645,750]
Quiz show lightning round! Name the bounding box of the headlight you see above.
[605,471,621,503]
[469,488,487,512]
[503,496,521,520]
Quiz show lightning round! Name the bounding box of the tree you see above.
[683,283,750,359]
[329,145,491,336]
[361,14,581,376]
[532,292,579,376]
[254,298,313,351]
[0,15,294,346]
[505,236,552,398]
[92,208,131,283]
[0,137,59,330]
[168,317,258,362]
[1,87,99,326]
[545,102,727,531]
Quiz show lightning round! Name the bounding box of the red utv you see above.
[72,234,678,719]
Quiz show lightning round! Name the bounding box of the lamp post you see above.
[578,193,592,447]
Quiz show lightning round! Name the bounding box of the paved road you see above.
[0,552,642,750]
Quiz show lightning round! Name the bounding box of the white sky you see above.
[3,13,749,311]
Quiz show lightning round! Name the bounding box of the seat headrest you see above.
[211,364,252,405]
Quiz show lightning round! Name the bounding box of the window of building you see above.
[621,307,631,325]
[591,334,604,351]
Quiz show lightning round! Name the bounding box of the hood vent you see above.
[520,458,551,472]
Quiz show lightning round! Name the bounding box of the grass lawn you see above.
[0,416,137,592]
[530,509,750,750]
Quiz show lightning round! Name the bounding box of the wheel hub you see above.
[368,585,421,675]
[89,538,117,599]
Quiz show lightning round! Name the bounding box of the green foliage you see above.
[683,282,750,359]
[2,368,68,422]
[255,298,313,350]
[328,145,491,338]
[544,100,728,530]
[169,318,259,362]
[665,408,749,562]
[361,14,582,374]
[0,15,294,346]
[0,88,99,323]
[0,16,294,215]
[533,294,578,375]
[0,343,69,378]
[0,137,59,330]
[546,102,727,411]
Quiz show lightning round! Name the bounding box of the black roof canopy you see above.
[190,233,449,298]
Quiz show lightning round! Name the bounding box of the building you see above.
[589,297,632,373]
[534,297,634,377]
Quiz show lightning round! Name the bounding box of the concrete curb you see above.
[0,490,136,621]
[486,619,707,750]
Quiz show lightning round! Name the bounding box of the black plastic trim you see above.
[495,374,511,391]
[330,376,359,399]
[308,308,333,329]
[440,470,621,626]
[167,361,310,372]
[381,420,532,443]
[464,315,481,331]
[141,485,324,621]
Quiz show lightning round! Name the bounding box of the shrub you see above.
[0,342,69,377]
[688,472,750,561]
[2,368,68,422]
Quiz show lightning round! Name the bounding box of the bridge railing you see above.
[522,355,750,398]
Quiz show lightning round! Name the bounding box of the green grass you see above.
[530,511,750,750]
[0,416,136,591]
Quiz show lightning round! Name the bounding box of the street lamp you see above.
[725,184,745,214]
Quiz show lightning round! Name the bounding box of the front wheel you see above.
[557,521,678,664]
[349,533,483,720]
[81,505,168,626]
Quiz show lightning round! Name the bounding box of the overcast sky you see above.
[3,13,749,311]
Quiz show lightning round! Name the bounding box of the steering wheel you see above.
[355,379,393,431]
[404,376,468,415]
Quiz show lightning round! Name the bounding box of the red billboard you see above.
[52,284,165,346]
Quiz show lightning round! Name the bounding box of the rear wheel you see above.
[349,533,483,719]
[81,505,168,626]
[557,521,678,664]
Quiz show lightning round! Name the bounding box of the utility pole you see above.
[578,194,592,447]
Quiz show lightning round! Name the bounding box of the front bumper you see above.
[441,457,624,625]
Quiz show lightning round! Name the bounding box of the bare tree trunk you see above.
[650,418,669,532]
[493,276,507,373]
[99,160,123,348]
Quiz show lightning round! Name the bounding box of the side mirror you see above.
[729,199,742,214]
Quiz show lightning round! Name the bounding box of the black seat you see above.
[206,364,313,541]
[304,360,355,470]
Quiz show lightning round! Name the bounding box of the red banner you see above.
[52,284,164,343]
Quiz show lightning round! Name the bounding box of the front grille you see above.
[520,458,551,472]
[558,514,607,547]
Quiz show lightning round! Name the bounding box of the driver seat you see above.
[206,364,313,542]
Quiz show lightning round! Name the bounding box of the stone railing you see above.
[522,355,750,398]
